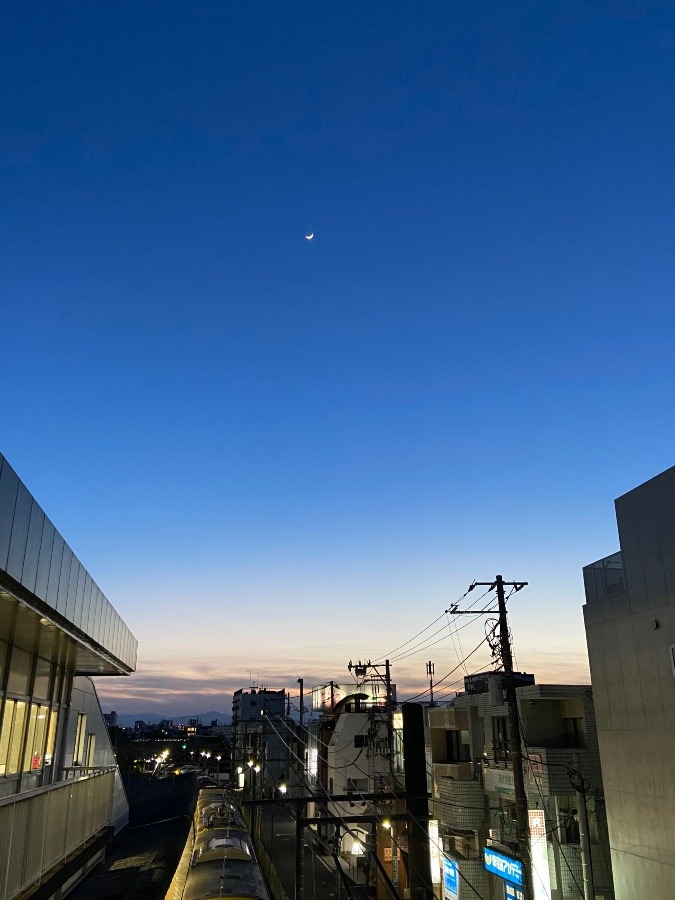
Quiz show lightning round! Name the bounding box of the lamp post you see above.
[216,755,222,783]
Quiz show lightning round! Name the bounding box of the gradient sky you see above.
[2,2,674,714]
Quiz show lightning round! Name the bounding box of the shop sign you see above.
[483,767,515,795]
[483,848,523,885]
[443,858,459,900]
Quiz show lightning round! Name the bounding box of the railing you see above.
[0,769,115,900]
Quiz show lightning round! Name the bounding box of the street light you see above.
[271,782,288,842]
[216,755,222,782]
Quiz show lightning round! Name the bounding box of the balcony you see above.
[583,552,624,603]
[432,762,472,781]
[0,769,115,900]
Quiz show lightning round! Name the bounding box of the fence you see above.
[0,770,115,900]
[241,806,290,900]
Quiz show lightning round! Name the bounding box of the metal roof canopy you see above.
[0,583,132,676]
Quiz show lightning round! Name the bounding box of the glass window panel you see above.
[6,486,32,582]
[22,704,38,772]
[8,700,27,774]
[86,733,96,768]
[0,700,15,775]
[0,458,19,570]
[45,709,58,766]
[6,646,31,696]
[24,705,48,772]
[46,533,64,609]
[21,502,44,593]
[74,713,87,765]
[34,657,51,700]
[35,519,55,600]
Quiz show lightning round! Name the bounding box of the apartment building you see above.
[427,674,614,899]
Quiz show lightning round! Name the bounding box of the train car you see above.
[195,787,244,831]
[183,789,270,900]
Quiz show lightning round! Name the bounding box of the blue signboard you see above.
[443,857,459,900]
[505,883,525,900]
[483,848,523,886]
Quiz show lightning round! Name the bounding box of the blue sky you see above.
[2,2,673,713]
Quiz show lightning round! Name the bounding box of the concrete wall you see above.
[583,466,675,899]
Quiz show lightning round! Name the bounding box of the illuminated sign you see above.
[443,858,459,900]
[483,848,523,885]
[505,884,525,900]
[529,809,552,900]
[429,820,442,886]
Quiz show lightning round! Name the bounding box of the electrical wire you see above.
[403,629,495,702]
[269,706,489,898]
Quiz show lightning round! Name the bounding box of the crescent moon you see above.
[305,233,314,240]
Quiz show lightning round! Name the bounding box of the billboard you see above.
[483,848,523,886]
[443,858,459,900]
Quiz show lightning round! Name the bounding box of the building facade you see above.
[427,674,614,899]
[583,465,675,898]
[0,452,137,900]
[230,688,287,793]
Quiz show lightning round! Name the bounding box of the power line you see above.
[373,584,490,663]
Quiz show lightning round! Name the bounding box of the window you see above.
[74,713,87,765]
[670,644,675,677]
[1,700,28,775]
[562,717,586,749]
[446,729,470,762]
[85,733,96,768]
[492,716,509,762]
[346,778,368,792]
[23,704,49,772]
[45,710,58,766]
[6,647,31,695]
[33,657,52,701]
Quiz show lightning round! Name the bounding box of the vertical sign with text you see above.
[443,857,459,900]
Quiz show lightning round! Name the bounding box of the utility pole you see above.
[402,703,432,900]
[467,575,533,900]
[426,661,434,707]
[570,756,595,900]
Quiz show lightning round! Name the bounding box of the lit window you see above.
[74,713,87,765]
